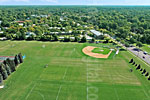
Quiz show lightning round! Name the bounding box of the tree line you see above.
[0,53,23,84]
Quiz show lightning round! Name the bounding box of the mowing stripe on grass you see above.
[56,85,62,100]
[25,84,36,100]
[56,65,69,100]
[63,66,68,80]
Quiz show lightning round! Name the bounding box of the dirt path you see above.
[82,46,112,58]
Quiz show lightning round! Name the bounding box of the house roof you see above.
[0,56,15,64]
[16,21,25,23]
[90,30,103,36]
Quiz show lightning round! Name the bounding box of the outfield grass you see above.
[0,41,150,100]
[92,47,110,55]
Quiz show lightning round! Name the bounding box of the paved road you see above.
[110,36,150,65]
[127,47,150,65]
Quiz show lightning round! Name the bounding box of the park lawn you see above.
[141,44,150,53]
[92,47,111,55]
[0,41,150,100]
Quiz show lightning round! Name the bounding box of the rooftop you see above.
[90,30,103,36]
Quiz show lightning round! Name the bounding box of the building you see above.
[15,21,24,26]
[85,35,92,41]
[0,56,15,62]
[26,32,36,38]
[0,31,3,34]
[0,37,7,41]
[90,30,103,38]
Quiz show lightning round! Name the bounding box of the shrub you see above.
[145,72,149,77]
[142,69,146,74]
[14,55,20,66]
[132,61,135,65]
[18,53,23,63]
[0,74,3,84]
[136,64,141,70]
[5,58,16,72]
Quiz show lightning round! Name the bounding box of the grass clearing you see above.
[141,44,150,53]
[0,41,150,100]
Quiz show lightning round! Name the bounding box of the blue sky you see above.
[0,0,150,5]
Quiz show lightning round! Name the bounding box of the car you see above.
[144,51,148,55]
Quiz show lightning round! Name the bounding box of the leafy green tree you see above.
[0,74,3,84]
[74,36,79,42]
[52,34,58,41]
[81,36,86,43]
[5,64,11,75]
[18,53,23,63]
[136,42,143,48]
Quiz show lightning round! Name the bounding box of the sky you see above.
[0,0,150,5]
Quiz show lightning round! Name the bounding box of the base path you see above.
[82,46,112,58]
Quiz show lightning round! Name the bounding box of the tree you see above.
[91,38,95,43]
[132,61,135,65]
[129,58,134,63]
[5,64,11,75]
[136,64,141,70]
[5,58,16,72]
[74,36,79,42]
[124,42,130,47]
[81,36,86,43]
[148,76,150,80]
[136,42,143,48]
[145,72,149,77]
[52,34,58,41]
[0,74,3,84]
[64,37,70,42]
[14,55,20,66]
[0,64,8,80]
[142,69,146,74]
[18,53,23,63]
[140,68,143,71]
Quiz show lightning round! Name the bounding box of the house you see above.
[0,56,15,62]
[3,27,8,30]
[90,30,103,38]
[70,37,75,41]
[85,34,92,41]
[0,37,7,41]
[0,21,2,24]
[19,23,24,26]
[59,37,64,40]
[15,21,24,26]
[40,15,48,18]
[16,21,25,23]
[0,31,4,34]
[26,32,36,38]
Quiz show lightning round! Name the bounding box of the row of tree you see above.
[129,58,150,80]
[0,53,23,84]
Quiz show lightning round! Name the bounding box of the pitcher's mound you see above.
[82,46,112,58]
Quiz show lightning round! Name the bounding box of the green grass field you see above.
[141,44,150,53]
[0,41,150,100]
[92,47,111,55]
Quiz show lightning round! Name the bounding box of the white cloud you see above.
[15,0,29,2]
[0,0,9,2]
[0,0,29,2]
[0,0,58,3]
[40,0,58,3]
